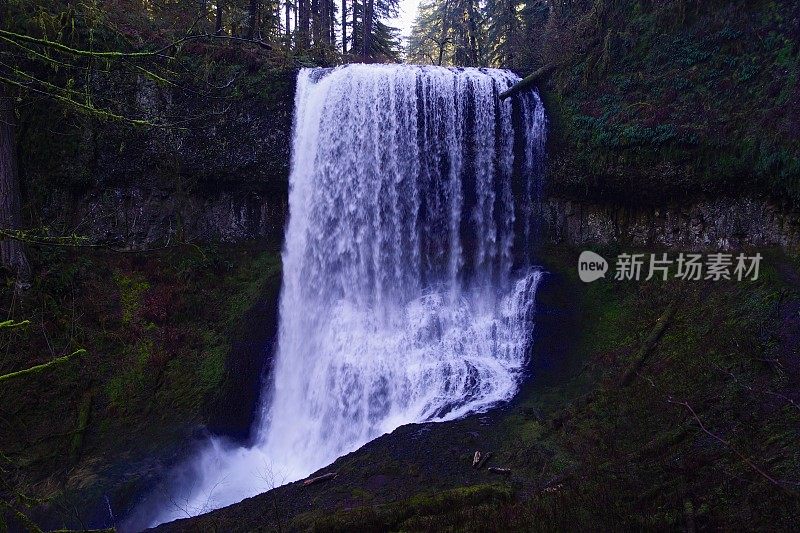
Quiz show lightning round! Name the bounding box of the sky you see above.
[392,0,420,42]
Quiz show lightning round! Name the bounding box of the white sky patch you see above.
[391,0,420,42]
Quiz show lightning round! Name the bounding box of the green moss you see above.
[105,373,127,408]
[1,246,283,511]
[223,251,282,325]
[580,281,637,355]
[69,394,92,463]
[293,484,513,531]
[198,332,227,394]
[113,271,150,325]
[105,337,155,410]
[546,0,800,205]
[350,488,374,502]
[456,245,800,530]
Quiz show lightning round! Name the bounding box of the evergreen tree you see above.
[347,0,402,60]
[407,0,485,66]
[483,0,520,66]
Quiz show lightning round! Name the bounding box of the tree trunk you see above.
[318,0,328,46]
[361,0,373,57]
[341,0,347,53]
[298,0,310,48]
[0,90,31,291]
[199,0,209,31]
[285,0,291,39]
[436,0,451,66]
[466,0,479,65]
[293,1,299,45]
[351,0,357,52]
[329,0,336,46]
[246,0,260,39]
[506,1,517,65]
[215,0,224,35]
[498,63,556,99]
[312,0,320,44]
[302,472,337,486]
[322,0,332,47]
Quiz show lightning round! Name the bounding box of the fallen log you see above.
[619,297,679,387]
[488,467,512,476]
[303,472,338,486]
[499,64,556,100]
[475,451,493,469]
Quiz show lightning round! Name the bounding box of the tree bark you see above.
[246,0,261,39]
[0,89,31,291]
[317,0,330,47]
[361,0,373,57]
[341,0,347,53]
[293,1,299,45]
[199,0,209,31]
[0,349,86,384]
[285,0,291,39]
[312,0,321,44]
[215,0,224,35]
[466,0,479,65]
[298,0,310,48]
[329,0,336,46]
[351,0,357,52]
[498,63,556,99]
[303,472,337,486]
[436,0,451,66]
[619,298,678,387]
[506,0,517,65]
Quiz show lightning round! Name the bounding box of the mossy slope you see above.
[156,245,800,531]
[542,0,800,206]
[0,245,281,526]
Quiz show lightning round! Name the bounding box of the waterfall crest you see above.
[142,64,546,527]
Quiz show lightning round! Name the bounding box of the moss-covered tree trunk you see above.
[0,87,31,290]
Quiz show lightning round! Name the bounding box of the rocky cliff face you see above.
[25,69,296,247]
[59,185,288,246]
[23,68,800,252]
[542,197,800,250]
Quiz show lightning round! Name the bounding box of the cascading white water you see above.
[141,64,546,528]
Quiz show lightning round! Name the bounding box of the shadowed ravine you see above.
[125,64,546,530]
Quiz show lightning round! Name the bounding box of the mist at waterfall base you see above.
[130,64,546,529]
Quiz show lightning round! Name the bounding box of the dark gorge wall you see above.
[531,0,800,250]
[20,65,800,252]
[543,197,800,250]
[22,69,296,247]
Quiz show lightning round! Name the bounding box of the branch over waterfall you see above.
[499,64,557,100]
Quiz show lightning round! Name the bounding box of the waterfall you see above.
[138,64,546,528]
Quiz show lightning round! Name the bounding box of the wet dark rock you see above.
[542,197,800,249]
[204,266,283,441]
[29,71,296,248]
